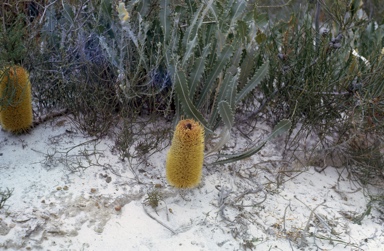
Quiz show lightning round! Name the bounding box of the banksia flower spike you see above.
[166,119,205,188]
[0,66,33,133]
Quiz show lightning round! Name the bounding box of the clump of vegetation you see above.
[0,187,14,210]
[251,0,384,186]
[143,187,163,210]
[156,0,292,164]
[0,16,27,65]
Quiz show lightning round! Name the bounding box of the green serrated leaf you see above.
[137,13,149,44]
[62,3,74,24]
[198,0,215,32]
[99,36,118,68]
[197,45,234,107]
[350,0,362,18]
[123,24,139,48]
[183,0,213,55]
[42,5,57,34]
[167,15,180,62]
[189,43,211,98]
[202,20,218,63]
[181,0,214,69]
[209,68,241,128]
[174,70,212,133]
[226,71,239,110]
[137,0,150,16]
[206,0,218,21]
[182,35,198,68]
[186,0,197,12]
[205,127,231,156]
[218,101,234,129]
[183,4,203,49]
[210,119,291,165]
[229,39,243,67]
[229,0,247,29]
[208,71,233,127]
[100,0,113,19]
[212,142,266,166]
[266,119,292,142]
[236,59,269,102]
[253,11,268,27]
[237,20,248,43]
[239,48,258,88]
[160,0,171,44]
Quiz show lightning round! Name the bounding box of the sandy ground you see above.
[1,116,384,251]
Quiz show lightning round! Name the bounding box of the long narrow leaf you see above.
[229,0,247,30]
[236,60,269,102]
[238,48,258,88]
[197,45,233,107]
[226,71,240,110]
[189,43,211,98]
[197,0,215,29]
[183,4,203,50]
[210,119,291,165]
[205,128,231,156]
[218,101,234,129]
[208,71,233,126]
[182,0,213,68]
[182,36,198,67]
[174,70,212,133]
[172,91,181,129]
[62,3,74,23]
[204,23,218,67]
[159,0,171,44]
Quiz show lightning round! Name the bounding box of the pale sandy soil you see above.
[1,116,383,251]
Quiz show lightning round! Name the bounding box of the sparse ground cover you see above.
[0,116,383,250]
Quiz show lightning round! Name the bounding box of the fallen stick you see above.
[32,109,69,127]
[142,203,177,235]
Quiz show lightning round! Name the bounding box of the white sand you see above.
[1,116,383,250]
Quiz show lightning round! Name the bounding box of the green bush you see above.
[255,1,384,184]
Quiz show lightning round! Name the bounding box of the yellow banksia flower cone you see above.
[117,2,129,23]
[0,66,33,133]
[166,119,205,188]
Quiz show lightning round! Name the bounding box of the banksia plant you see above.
[166,119,204,188]
[0,66,33,133]
[157,0,291,165]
